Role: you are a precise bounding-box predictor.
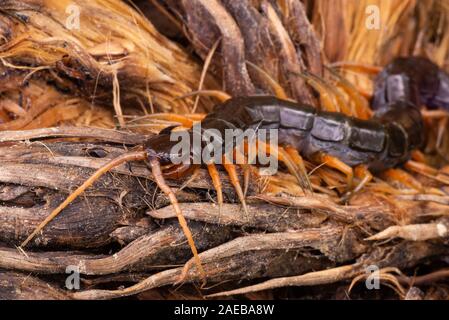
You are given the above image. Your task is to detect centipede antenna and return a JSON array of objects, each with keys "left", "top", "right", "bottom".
[
  {"left": 149, "top": 158, "right": 206, "bottom": 282},
  {"left": 20, "top": 151, "right": 148, "bottom": 248}
]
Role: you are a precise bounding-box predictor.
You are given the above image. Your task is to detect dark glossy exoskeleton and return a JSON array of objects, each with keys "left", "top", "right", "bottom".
[
  {"left": 372, "top": 57, "right": 449, "bottom": 111},
  {"left": 145, "top": 57, "right": 449, "bottom": 173}
]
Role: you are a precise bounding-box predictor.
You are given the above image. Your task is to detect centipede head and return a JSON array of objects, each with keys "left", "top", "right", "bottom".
[{"left": 144, "top": 129, "right": 197, "bottom": 179}]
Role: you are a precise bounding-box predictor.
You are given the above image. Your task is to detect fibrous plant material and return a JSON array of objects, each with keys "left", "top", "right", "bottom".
[
  {"left": 161, "top": 0, "right": 322, "bottom": 103},
  {"left": 0, "top": 0, "right": 449, "bottom": 301},
  {"left": 312, "top": 0, "right": 449, "bottom": 91},
  {"left": 0, "top": 0, "right": 219, "bottom": 128}
]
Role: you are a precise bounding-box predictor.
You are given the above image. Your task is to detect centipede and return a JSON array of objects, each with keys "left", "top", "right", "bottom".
[{"left": 20, "top": 56, "right": 449, "bottom": 282}]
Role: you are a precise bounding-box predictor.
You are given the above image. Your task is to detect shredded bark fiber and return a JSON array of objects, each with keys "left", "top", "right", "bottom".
[{"left": 0, "top": 0, "right": 449, "bottom": 300}]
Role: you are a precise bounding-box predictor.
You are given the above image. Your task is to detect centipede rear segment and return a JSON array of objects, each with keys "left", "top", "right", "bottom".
[{"left": 0, "top": 0, "right": 449, "bottom": 302}]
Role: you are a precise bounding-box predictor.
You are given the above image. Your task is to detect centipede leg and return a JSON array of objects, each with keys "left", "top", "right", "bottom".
[
  {"left": 354, "top": 165, "right": 373, "bottom": 192},
  {"left": 405, "top": 160, "right": 449, "bottom": 186},
  {"left": 254, "top": 140, "right": 310, "bottom": 192},
  {"left": 222, "top": 156, "right": 249, "bottom": 216},
  {"left": 20, "top": 151, "right": 148, "bottom": 248},
  {"left": 340, "top": 165, "right": 373, "bottom": 203},
  {"left": 296, "top": 72, "right": 338, "bottom": 112},
  {"left": 234, "top": 145, "right": 251, "bottom": 197},
  {"left": 327, "top": 68, "right": 372, "bottom": 119},
  {"left": 176, "top": 90, "right": 231, "bottom": 103},
  {"left": 314, "top": 152, "right": 354, "bottom": 190},
  {"left": 142, "top": 113, "right": 198, "bottom": 128},
  {"left": 411, "top": 150, "right": 427, "bottom": 163},
  {"left": 382, "top": 168, "right": 423, "bottom": 191},
  {"left": 436, "top": 116, "right": 449, "bottom": 157},
  {"left": 284, "top": 146, "right": 313, "bottom": 192},
  {"left": 207, "top": 163, "right": 224, "bottom": 211},
  {"left": 277, "top": 147, "right": 308, "bottom": 191},
  {"left": 405, "top": 160, "right": 438, "bottom": 176},
  {"left": 149, "top": 158, "right": 206, "bottom": 282},
  {"left": 241, "top": 164, "right": 251, "bottom": 197},
  {"left": 306, "top": 72, "right": 352, "bottom": 116}
]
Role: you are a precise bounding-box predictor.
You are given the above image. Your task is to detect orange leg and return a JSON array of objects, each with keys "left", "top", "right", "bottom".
[
  {"left": 284, "top": 146, "right": 313, "bottom": 192},
  {"left": 187, "top": 113, "right": 207, "bottom": 121},
  {"left": 306, "top": 72, "right": 353, "bottom": 116},
  {"left": 422, "top": 109, "right": 449, "bottom": 119},
  {"left": 411, "top": 150, "right": 427, "bottom": 163},
  {"left": 314, "top": 152, "right": 354, "bottom": 190},
  {"left": 233, "top": 145, "right": 252, "bottom": 197},
  {"left": 297, "top": 73, "right": 338, "bottom": 112},
  {"left": 405, "top": 160, "right": 449, "bottom": 186},
  {"left": 354, "top": 165, "right": 373, "bottom": 192},
  {"left": 207, "top": 163, "right": 224, "bottom": 210},
  {"left": 21, "top": 151, "right": 148, "bottom": 248},
  {"left": 222, "top": 156, "right": 249, "bottom": 216},
  {"left": 0, "top": 108, "right": 9, "bottom": 122},
  {"left": 141, "top": 113, "right": 197, "bottom": 128},
  {"left": 436, "top": 116, "right": 448, "bottom": 154},
  {"left": 129, "top": 113, "right": 206, "bottom": 124},
  {"left": 150, "top": 159, "right": 206, "bottom": 283},
  {"left": 176, "top": 90, "right": 231, "bottom": 103},
  {"left": 327, "top": 68, "right": 372, "bottom": 120},
  {"left": 20, "top": 151, "right": 206, "bottom": 283},
  {"left": 340, "top": 165, "right": 373, "bottom": 202},
  {"left": 327, "top": 83, "right": 352, "bottom": 116},
  {"left": 316, "top": 166, "right": 346, "bottom": 189},
  {"left": 241, "top": 164, "right": 251, "bottom": 197},
  {"left": 254, "top": 140, "right": 311, "bottom": 192},
  {"left": 382, "top": 168, "right": 423, "bottom": 191},
  {"left": 369, "top": 180, "right": 408, "bottom": 195},
  {"left": 1, "top": 98, "right": 27, "bottom": 117},
  {"left": 405, "top": 160, "right": 438, "bottom": 176}
]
